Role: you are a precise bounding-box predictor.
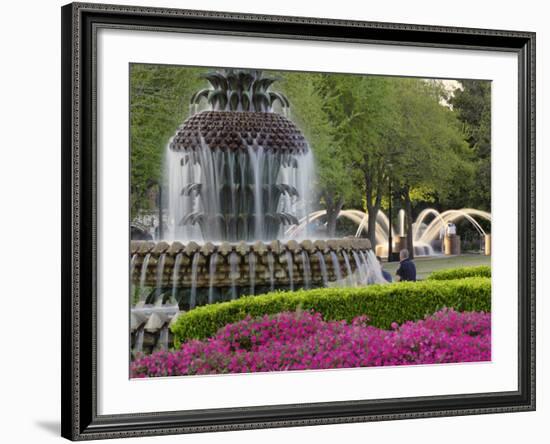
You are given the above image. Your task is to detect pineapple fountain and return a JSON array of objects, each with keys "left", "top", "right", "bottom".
[{"left": 130, "top": 70, "right": 383, "bottom": 354}]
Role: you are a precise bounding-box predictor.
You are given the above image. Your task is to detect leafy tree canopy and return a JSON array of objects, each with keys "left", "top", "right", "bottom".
[{"left": 130, "top": 64, "right": 204, "bottom": 217}]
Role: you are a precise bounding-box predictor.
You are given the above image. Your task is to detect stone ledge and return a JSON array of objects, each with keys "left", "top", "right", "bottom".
[
  {"left": 130, "top": 238, "right": 372, "bottom": 289},
  {"left": 131, "top": 238, "right": 371, "bottom": 255}
]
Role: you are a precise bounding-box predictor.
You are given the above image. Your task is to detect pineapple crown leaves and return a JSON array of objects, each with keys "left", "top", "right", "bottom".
[{"left": 190, "top": 69, "right": 290, "bottom": 113}]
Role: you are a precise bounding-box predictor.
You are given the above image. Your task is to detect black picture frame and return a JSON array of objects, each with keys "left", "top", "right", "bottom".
[{"left": 61, "top": 2, "right": 536, "bottom": 440}]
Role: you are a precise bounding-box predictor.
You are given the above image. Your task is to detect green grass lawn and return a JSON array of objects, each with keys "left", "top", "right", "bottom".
[{"left": 382, "top": 254, "right": 491, "bottom": 281}]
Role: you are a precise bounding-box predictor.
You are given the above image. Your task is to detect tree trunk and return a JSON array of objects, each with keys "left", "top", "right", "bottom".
[
  {"left": 364, "top": 163, "right": 384, "bottom": 248},
  {"left": 366, "top": 207, "right": 378, "bottom": 247},
  {"left": 325, "top": 193, "right": 344, "bottom": 238},
  {"left": 403, "top": 185, "right": 414, "bottom": 259}
]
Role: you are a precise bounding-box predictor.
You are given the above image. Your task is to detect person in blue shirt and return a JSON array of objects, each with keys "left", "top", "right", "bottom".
[
  {"left": 395, "top": 249, "right": 416, "bottom": 282},
  {"left": 376, "top": 256, "right": 393, "bottom": 283}
]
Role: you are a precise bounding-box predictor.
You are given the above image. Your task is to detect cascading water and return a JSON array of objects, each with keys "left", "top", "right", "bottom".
[
  {"left": 157, "top": 324, "right": 170, "bottom": 351},
  {"left": 248, "top": 145, "right": 265, "bottom": 241},
  {"left": 359, "top": 251, "right": 370, "bottom": 284},
  {"left": 133, "top": 328, "right": 144, "bottom": 354},
  {"left": 248, "top": 252, "right": 256, "bottom": 295},
  {"left": 267, "top": 252, "right": 275, "bottom": 291},
  {"left": 341, "top": 251, "right": 354, "bottom": 286},
  {"left": 189, "top": 252, "right": 201, "bottom": 309},
  {"left": 138, "top": 253, "right": 151, "bottom": 303},
  {"left": 285, "top": 250, "right": 294, "bottom": 291},
  {"left": 301, "top": 250, "right": 311, "bottom": 289},
  {"left": 154, "top": 253, "right": 166, "bottom": 304},
  {"left": 229, "top": 251, "right": 239, "bottom": 299},
  {"left": 352, "top": 251, "right": 366, "bottom": 285},
  {"left": 208, "top": 252, "right": 218, "bottom": 304},
  {"left": 365, "top": 250, "right": 387, "bottom": 284},
  {"left": 167, "top": 143, "right": 314, "bottom": 243},
  {"left": 316, "top": 251, "right": 329, "bottom": 287},
  {"left": 171, "top": 253, "right": 183, "bottom": 304},
  {"left": 330, "top": 251, "right": 342, "bottom": 282},
  {"left": 130, "top": 253, "right": 137, "bottom": 302}
]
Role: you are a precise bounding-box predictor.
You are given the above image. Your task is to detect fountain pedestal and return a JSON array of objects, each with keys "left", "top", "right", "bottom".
[
  {"left": 484, "top": 234, "right": 491, "bottom": 256},
  {"left": 444, "top": 234, "right": 461, "bottom": 255}
]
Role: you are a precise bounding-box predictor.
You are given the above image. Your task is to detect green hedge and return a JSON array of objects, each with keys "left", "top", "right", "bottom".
[
  {"left": 171, "top": 277, "right": 491, "bottom": 346},
  {"left": 427, "top": 265, "right": 491, "bottom": 281}
]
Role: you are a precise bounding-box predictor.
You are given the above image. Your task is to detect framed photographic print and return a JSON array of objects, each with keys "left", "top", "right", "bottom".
[{"left": 61, "top": 2, "right": 536, "bottom": 440}]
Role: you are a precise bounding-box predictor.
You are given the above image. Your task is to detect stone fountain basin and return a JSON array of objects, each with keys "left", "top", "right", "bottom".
[{"left": 130, "top": 238, "right": 372, "bottom": 288}]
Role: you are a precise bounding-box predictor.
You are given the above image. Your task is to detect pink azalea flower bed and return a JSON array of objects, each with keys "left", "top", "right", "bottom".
[{"left": 131, "top": 308, "right": 491, "bottom": 378}]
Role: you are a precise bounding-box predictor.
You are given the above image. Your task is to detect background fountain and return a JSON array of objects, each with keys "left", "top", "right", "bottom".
[
  {"left": 289, "top": 207, "right": 491, "bottom": 258},
  {"left": 130, "top": 69, "right": 383, "bottom": 354}
]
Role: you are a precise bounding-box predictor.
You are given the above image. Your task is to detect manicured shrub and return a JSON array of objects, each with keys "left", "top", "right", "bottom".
[
  {"left": 171, "top": 277, "right": 491, "bottom": 345},
  {"left": 427, "top": 265, "right": 491, "bottom": 281},
  {"left": 133, "top": 309, "right": 490, "bottom": 377}
]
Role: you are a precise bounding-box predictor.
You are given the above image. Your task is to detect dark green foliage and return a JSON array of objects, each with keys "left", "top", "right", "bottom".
[
  {"left": 171, "top": 277, "right": 491, "bottom": 345},
  {"left": 448, "top": 80, "right": 491, "bottom": 211},
  {"left": 427, "top": 265, "right": 491, "bottom": 281}
]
